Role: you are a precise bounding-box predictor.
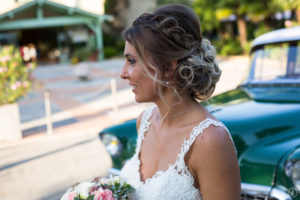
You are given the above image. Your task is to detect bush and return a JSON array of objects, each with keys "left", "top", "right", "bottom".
[
  {"left": 71, "top": 48, "right": 93, "bottom": 63},
  {"left": 103, "top": 33, "right": 124, "bottom": 58},
  {"left": 214, "top": 38, "right": 243, "bottom": 56},
  {"left": 254, "top": 24, "right": 272, "bottom": 38},
  {"left": 104, "top": 46, "right": 119, "bottom": 58},
  {"left": 0, "top": 45, "right": 36, "bottom": 105}
]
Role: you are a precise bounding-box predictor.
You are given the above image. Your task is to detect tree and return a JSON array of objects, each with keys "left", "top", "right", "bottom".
[
  {"left": 193, "top": 0, "right": 219, "bottom": 33},
  {"left": 193, "top": 0, "right": 250, "bottom": 52},
  {"left": 275, "top": 0, "right": 300, "bottom": 23},
  {"left": 193, "top": 0, "right": 296, "bottom": 53},
  {"left": 215, "top": 0, "right": 255, "bottom": 53},
  {"left": 156, "top": 0, "right": 192, "bottom": 7}
]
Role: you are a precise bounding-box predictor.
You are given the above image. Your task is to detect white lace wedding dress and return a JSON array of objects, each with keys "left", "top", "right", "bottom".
[{"left": 120, "top": 106, "right": 232, "bottom": 200}]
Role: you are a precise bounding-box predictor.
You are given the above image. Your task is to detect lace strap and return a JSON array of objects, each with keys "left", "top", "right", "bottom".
[
  {"left": 174, "top": 118, "right": 233, "bottom": 171},
  {"left": 135, "top": 106, "right": 155, "bottom": 153}
]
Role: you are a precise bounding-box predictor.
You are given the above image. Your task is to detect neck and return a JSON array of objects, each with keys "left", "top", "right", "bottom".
[{"left": 154, "top": 92, "right": 200, "bottom": 125}]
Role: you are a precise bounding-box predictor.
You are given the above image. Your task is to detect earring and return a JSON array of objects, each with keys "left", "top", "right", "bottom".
[{"left": 165, "top": 75, "right": 169, "bottom": 86}]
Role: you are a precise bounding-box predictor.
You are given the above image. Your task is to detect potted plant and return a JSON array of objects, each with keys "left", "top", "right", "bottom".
[{"left": 0, "top": 45, "right": 36, "bottom": 141}]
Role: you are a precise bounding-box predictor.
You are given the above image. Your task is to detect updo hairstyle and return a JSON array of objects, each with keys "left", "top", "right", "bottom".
[{"left": 123, "top": 4, "right": 221, "bottom": 101}]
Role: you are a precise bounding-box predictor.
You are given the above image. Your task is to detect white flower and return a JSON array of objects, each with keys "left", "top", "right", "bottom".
[
  {"left": 100, "top": 177, "right": 111, "bottom": 185},
  {"left": 74, "top": 181, "right": 93, "bottom": 199},
  {"left": 112, "top": 176, "right": 125, "bottom": 186},
  {"left": 113, "top": 176, "right": 120, "bottom": 183}
]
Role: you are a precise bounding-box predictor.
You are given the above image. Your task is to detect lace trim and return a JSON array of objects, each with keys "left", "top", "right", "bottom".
[
  {"left": 135, "top": 106, "right": 155, "bottom": 157},
  {"left": 134, "top": 106, "right": 236, "bottom": 186}
]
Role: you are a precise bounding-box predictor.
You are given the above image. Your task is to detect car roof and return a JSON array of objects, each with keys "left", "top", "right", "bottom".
[{"left": 252, "top": 26, "right": 300, "bottom": 48}]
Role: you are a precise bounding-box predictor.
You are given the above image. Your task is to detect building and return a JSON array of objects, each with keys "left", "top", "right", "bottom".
[
  {"left": 0, "top": 0, "right": 105, "bottom": 15},
  {"left": 0, "top": 0, "right": 108, "bottom": 62}
]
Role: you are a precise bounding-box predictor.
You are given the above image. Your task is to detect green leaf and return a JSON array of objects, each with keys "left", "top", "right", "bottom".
[{"left": 87, "top": 195, "right": 94, "bottom": 200}]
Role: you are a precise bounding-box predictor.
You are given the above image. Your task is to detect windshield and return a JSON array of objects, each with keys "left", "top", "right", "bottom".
[{"left": 247, "top": 42, "right": 300, "bottom": 84}]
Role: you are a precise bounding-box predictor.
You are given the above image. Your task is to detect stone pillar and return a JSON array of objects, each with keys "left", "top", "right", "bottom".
[{"left": 0, "top": 103, "right": 22, "bottom": 141}]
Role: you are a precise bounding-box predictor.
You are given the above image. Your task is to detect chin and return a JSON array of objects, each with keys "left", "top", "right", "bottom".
[
  {"left": 134, "top": 94, "right": 150, "bottom": 103},
  {"left": 135, "top": 94, "right": 157, "bottom": 103},
  {"left": 135, "top": 97, "right": 146, "bottom": 103}
]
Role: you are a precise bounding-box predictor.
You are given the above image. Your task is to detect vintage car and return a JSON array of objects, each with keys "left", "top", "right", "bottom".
[{"left": 99, "top": 26, "right": 300, "bottom": 200}]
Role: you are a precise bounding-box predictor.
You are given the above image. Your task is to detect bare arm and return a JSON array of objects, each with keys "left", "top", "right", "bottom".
[{"left": 192, "top": 126, "right": 241, "bottom": 200}]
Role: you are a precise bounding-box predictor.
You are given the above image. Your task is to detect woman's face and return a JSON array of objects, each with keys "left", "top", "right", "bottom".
[{"left": 120, "top": 41, "right": 157, "bottom": 103}]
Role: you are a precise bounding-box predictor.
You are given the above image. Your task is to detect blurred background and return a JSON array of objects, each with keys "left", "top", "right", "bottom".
[{"left": 0, "top": 0, "right": 299, "bottom": 199}]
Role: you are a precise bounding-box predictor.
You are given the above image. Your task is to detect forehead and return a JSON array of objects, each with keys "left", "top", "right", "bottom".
[{"left": 124, "top": 41, "right": 137, "bottom": 56}]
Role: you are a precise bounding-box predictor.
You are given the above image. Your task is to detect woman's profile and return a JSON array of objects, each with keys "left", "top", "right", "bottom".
[{"left": 119, "top": 4, "right": 240, "bottom": 200}]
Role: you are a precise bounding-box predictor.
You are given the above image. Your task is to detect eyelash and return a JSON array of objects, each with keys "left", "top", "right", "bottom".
[{"left": 128, "top": 58, "right": 136, "bottom": 64}]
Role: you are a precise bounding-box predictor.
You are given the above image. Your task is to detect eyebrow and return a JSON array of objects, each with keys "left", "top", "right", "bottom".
[{"left": 124, "top": 53, "right": 136, "bottom": 58}]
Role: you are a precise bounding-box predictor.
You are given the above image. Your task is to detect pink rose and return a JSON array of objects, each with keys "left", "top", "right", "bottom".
[
  {"left": 68, "top": 191, "right": 77, "bottom": 200},
  {"left": 94, "top": 189, "right": 114, "bottom": 200}
]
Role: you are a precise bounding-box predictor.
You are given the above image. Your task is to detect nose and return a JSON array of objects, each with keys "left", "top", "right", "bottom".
[{"left": 120, "top": 62, "right": 128, "bottom": 80}]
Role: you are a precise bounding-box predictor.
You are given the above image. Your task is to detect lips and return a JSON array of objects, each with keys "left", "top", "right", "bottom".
[{"left": 129, "top": 83, "right": 137, "bottom": 93}]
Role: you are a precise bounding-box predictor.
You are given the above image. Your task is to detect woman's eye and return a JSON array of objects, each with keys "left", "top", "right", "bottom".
[{"left": 128, "top": 58, "right": 136, "bottom": 64}]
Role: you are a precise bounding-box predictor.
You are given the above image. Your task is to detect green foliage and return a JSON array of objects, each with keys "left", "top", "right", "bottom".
[
  {"left": 86, "top": 195, "right": 94, "bottom": 200},
  {"left": 74, "top": 197, "right": 85, "bottom": 200},
  {"left": 193, "top": 0, "right": 295, "bottom": 53},
  {"left": 193, "top": 0, "right": 219, "bottom": 32},
  {"left": 254, "top": 24, "right": 273, "bottom": 38},
  {"left": 104, "top": 0, "right": 117, "bottom": 14},
  {"left": 71, "top": 48, "right": 94, "bottom": 63},
  {"left": 109, "top": 181, "right": 135, "bottom": 200},
  {"left": 0, "top": 45, "right": 36, "bottom": 105},
  {"left": 156, "top": 0, "right": 192, "bottom": 6},
  {"left": 214, "top": 38, "right": 243, "bottom": 56},
  {"left": 273, "top": 0, "right": 300, "bottom": 10},
  {"left": 104, "top": 47, "right": 119, "bottom": 58},
  {"left": 103, "top": 32, "right": 124, "bottom": 59}
]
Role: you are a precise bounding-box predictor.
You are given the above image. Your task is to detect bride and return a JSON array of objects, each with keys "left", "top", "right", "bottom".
[{"left": 119, "top": 4, "right": 240, "bottom": 200}]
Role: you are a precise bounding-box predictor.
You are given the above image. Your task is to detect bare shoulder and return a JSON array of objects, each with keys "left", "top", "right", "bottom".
[
  {"left": 190, "top": 124, "right": 241, "bottom": 199},
  {"left": 191, "top": 124, "right": 237, "bottom": 169},
  {"left": 194, "top": 124, "right": 235, "bottom": 155}
]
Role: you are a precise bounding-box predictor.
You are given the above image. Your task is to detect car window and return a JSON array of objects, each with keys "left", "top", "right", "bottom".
[
  {"left": 295, "top": 42, "right": 300, "bottom": 74},
  {"left": 253, "top": 43, "right": 288, "bottom": 81},
  {"left": 251, "top": 42, "right": 300, "bottom": 82}
]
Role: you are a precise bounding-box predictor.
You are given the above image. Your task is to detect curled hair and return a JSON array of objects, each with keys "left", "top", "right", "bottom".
[{"left": 123, "top": 4, "right": 221, "bottom": 103}]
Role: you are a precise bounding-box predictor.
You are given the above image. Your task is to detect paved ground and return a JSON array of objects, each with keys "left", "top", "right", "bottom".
[{"left": 0, "top": 56, "right": 249, "bottom": 200}]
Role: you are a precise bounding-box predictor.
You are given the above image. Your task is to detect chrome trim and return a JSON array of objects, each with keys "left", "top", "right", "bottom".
[
  {"left": 241, "top": 183, "right": 271, "bottom": 196},
  {"left": 270, "top": 188, "right": 292, "bottom": 200},
  {"left": 108, "top": 168, "right": 121, "bottom": 176},
  {"left": 241, "top": 183, "right": 292, "bottom": 200}
]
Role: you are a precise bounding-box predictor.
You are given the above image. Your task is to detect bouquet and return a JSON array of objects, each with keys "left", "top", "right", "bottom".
[{"left": 61, "top": 175, "right": 134, "bottom": 200}]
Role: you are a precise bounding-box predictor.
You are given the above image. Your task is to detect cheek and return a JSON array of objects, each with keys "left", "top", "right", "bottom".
[
  {"left": 132, "top": 67, "right": 146, "bottom": 82},
  {"left": 142, "top": 78, "right": 158, "bottom": 95},
  {"left": 131, "top": 66, "right": 157, "bottom": 92}
]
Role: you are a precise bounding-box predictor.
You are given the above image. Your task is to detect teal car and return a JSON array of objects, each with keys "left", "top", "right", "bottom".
[{"left": 99, "top": 26, "right": 300, "bottom": 200}]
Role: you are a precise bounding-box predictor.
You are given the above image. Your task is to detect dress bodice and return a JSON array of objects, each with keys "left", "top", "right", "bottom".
[{"left": 120, "top": 106, "right": 233, "bottom": 200}]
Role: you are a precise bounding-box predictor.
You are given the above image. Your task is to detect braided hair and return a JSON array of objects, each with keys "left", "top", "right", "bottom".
[{"left": 123, "top": 4, "right": 221, "bottom": 101}]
